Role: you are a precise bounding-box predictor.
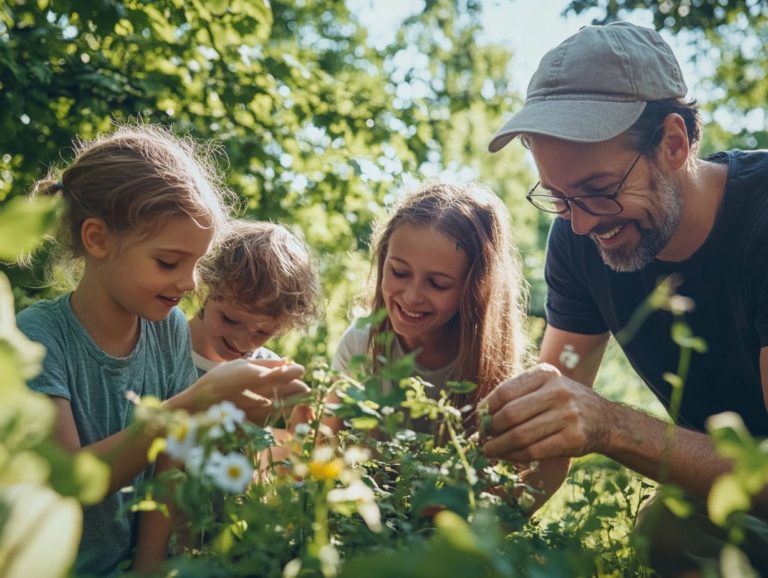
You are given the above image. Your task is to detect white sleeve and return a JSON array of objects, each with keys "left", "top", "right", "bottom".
[{"left": 330, "top": 322, "right": 370, "bottom": 373}]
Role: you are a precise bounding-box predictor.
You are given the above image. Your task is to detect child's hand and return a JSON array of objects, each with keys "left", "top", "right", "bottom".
[
  {"left": 287, "top": 404, "right": 315, "bottom": 433},
  {"left": 176, "top": 359, "right": 309, "bottom": 425}
]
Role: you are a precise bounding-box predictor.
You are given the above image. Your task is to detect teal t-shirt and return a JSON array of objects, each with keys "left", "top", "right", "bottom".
[{"left": 17, "top": 293, "right": 198, "bottom": 576}]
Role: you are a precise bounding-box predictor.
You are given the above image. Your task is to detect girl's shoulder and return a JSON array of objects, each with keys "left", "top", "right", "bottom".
[
  {"left": 16, "top": 293, "right": 74, "bottom": 334},
  {"left": 339, "top": 320, "right": 371, "bottom": 346},
  {"left": 331, "top": 320, "right": 371, "bottom": 372}
]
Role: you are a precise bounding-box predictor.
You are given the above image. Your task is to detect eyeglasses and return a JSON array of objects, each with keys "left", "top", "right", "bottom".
[{"left": 526, "top": 152, "right": 643, "bottom": 216}]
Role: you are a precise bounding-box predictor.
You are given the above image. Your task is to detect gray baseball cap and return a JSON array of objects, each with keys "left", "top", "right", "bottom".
[{"left": 488, "top": 21, "right": 687, "bottom": 152}]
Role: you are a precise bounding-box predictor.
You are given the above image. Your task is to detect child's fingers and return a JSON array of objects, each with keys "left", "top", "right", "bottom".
[
  {"left": 251, "top": 360, "right": 305, "bottom": 380},
  {"left": 288, "top": 404, "right": 315, "bottom": 431},
  {"left": 249, "top": 358, "right": 289, "bottom": 369}
]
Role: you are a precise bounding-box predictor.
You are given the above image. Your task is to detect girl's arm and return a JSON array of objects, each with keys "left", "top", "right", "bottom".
[
  {"left": 50, "top": 359, "right": 309, "bottom": 494},
  {"left": 131, "top": 453, "right": 176, "bottom": 574}
]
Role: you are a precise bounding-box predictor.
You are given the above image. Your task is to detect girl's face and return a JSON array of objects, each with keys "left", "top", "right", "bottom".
[
  {"left": 197, "top": 298, "right": 281, "bottom": 361},
  {"left": 381, "top": 223, "right": 469, "bottom": 351},
  {"left": 99, "top": 215, "right": 214, "bottom": 322}
]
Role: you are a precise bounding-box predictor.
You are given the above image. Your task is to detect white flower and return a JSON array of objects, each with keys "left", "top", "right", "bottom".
[
  {"left": 294, "top": 423, "right": 311, "bottom": 437},
  {"left": 205, "top": 401, "right": 245, "bottom": 433},
  {"left": 204, "top": 450, "right": 225, "bottom": 478},
  {"left": 206, "top": 424, "right": 225, "bottom": 440},
  {"left": 208, "top": 452, "right": 254, "bottom": 493},
  {"left": 327, "top": 478, "right": 381, "bottom": 532},
  {"left": 343, "top": 447, "right": 370, "bottom": 466},
  {"left": 165, "top": 419, "right": 198, "bottom": 461},
  {"left": 184, "top": 447, "right": 205, "bottom": 476},
  {"left": 311, "top": 446, "right": 335, "bottom": 463},
  {"left": 558, "top": 344, "right": 580, "bottom": 370}
]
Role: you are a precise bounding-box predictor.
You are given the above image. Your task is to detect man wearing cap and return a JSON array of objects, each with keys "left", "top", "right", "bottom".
[{"left": 482, "top": 21, "right": 768, "bottom": 574}]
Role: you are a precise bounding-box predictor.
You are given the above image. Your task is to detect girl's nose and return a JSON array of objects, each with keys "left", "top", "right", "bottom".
[
  {"left": 402, "top": 282, "right": 423, "bottom": 305},
  {"left": 177, "top": 267, "right": 197, "bottom": 293}
]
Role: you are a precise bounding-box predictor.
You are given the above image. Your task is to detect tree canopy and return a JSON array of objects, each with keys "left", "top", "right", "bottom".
[{"left": 1, "top": 0, "right": 546, "bottom": 358}]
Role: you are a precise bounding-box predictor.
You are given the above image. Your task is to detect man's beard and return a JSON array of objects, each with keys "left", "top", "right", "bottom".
[{"left": 592, "top": 168, "right": 684, "bottom": 273}]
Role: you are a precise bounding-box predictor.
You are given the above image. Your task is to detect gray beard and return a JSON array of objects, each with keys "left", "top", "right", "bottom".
[{"left": 594, "top": 169, "right": 684, "bottom": 273}]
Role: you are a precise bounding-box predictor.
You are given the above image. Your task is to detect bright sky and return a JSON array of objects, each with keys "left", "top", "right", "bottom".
[{"left": 349, "top": 0, "right": 708, "bottom": 101}]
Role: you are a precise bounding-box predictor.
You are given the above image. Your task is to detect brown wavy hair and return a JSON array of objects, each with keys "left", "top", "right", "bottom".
[
  {"left": 367, "top": 182, "right": 529, "bottom": 406},
  {"left": 200, "top": 220, "right": 322, "bottom": 330},
  {"left": 32, "top": 123, "right": 230, "bottom": 270}
]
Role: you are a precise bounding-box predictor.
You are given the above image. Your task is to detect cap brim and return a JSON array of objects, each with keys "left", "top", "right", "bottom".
[{"left": 488, "top": 100, "right": 647, "bottom": 153}]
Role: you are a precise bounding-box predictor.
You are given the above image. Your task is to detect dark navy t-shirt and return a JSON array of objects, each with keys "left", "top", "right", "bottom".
[{"left": 545, "top": 150, "right": 768, "bottom": 435}]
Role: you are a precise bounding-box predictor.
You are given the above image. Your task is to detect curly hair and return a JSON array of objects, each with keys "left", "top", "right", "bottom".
[{"left": 200, "top": 220, "right": 322, "bottom": 330}]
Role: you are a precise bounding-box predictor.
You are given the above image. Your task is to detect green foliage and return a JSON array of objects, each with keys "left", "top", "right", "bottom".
[
  {"left": 0, "top": 196, "right": 108, "bottom": 577},
  {"left": 706, "top": 412, "right": 768, "bottom": 527},
  {"left": 129, "top": 350, "right": 658, "bottom": 577},
  {"left": 0, "top": 0, "right": 542, "bottom": 356}
]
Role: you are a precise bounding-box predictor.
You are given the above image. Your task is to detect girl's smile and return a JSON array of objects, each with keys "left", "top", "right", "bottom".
[
  {"left": 191, "top": 298, "right": 281, "bottom": 362},
  {"left": 381, "top": 224, "right": 468, "bottom": 363}
]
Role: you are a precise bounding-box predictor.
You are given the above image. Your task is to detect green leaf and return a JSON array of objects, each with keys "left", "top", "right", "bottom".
[
  {"left": 0, "top": 484, "right": 82, "bottom": 578},
  {"left": 0, "top": 196, "right": 59, "bottom": 261},
  {"left": 446, "top": 381, "right": 477, "bottom": 394},
  {"left": 69, "top": 451, "right": 110, "bottom": 505},
  {"left": 349, "top": 416, "right": 379, "bottom": 430},
  {"left": 708, "top": 473, "right": 751, "bottom": 526},
  {"left": 662, "top": 372, "right": 683, "bottom": 390},
  {"left": 434, "top": 510, "right": 478, "bottom": 551}
]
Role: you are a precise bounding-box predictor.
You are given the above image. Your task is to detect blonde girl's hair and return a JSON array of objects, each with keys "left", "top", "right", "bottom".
[
  {"left": 32, "top": 123, "right": 230, "bottom": 263},
  {"left": 368, "top": 182, "right": 529, "bottom": 407},
  {"left": 200, "top": 220, "right": 322, "bottom": 331}
]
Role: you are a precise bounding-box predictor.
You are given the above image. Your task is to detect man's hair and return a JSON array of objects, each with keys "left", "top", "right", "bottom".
[
  {"left": 627, "top": 98, "right": 702, "bottom": 156},
  {"left": 200, "top": 220, "right": 322, "bottom": 331}
]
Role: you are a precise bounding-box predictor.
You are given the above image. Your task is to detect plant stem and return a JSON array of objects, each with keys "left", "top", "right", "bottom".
[{"left": 445, "top": 418, "right": 476, "bottom": 511}]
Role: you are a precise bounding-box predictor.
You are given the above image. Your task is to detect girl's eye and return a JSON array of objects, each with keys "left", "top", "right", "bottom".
[
  {"left": 430, "top": 280, "right": 451, "bottom": 290},
  {"left": 390, "top": 267, "right": 408, "bottom": 278},
  {"left": 221, "top": 314, "right": 238, "bottom": 325},
  {"left": 156, "top": 259, "right": 178, "bottom": 270}
]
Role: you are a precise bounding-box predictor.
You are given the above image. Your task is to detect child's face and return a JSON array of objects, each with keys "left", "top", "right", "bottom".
[
  {"left": 381, "top": 223, "right": 469, "bottom": 350},
  {"left": 200, "top": 298, "right": 282, "bottom": 361},
  {"left": 99, "top": 215, "right": 213, "bottom": 321}
]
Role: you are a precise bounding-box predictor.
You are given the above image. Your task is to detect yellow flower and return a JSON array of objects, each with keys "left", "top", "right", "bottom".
[{"left": 308, "top": 458, "right": 344, "bottom": 481}]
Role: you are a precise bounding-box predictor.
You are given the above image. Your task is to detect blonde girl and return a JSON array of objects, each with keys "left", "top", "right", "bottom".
[{"left": 16, "top": 125, "right": 307, "bottom": 575}]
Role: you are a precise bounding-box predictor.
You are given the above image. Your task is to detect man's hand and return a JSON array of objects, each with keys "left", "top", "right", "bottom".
[{"left": 482, "top": 363, "right": 613, "bottom": 462}]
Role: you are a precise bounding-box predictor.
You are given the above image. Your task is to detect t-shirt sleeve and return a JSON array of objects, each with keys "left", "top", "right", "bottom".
[
  {"left": 168, "top": 308, "right": 198, "bottom": 397},
  {"left": 750, "top": 218, "right": 768, "bottom": 347},
  {"left": 331, "top": 323, "right": 369, "bottom": 373},
  {"left": 544, "top": 218, "right": 609, "bottom": 335},
  {"left": 16, "top": 305, "right": 71, "bottom": 400}
]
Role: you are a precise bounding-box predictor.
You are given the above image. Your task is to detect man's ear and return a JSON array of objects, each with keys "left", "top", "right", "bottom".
[
  {"left": 658, "top": 113, "right": 690, "bottom": 172},
  {"left": 80, "top": 218, "right": 112, "bottom": 259}
]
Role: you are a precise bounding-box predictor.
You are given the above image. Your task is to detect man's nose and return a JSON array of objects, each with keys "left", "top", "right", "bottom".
[{"left": 567, "top": 203, "right": 602, "bottom": 236}]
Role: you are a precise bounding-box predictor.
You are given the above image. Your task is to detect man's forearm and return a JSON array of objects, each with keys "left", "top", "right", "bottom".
[{"left": 602, "top": 403, "right": 767, "bottom": 514}]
